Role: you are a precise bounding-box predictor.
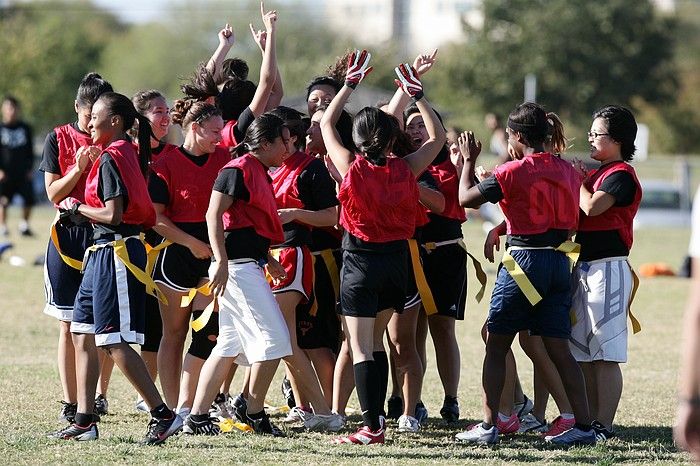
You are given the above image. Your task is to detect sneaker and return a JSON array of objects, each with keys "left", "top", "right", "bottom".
[
  {"left": 284, "top": 405, "right": 311, "bottom": 424},
  {"left": 247, "top": 412, "right": 285, "bottom": 437},
  {"left": 49, "top": 422, "right": 99, "bottom": 441},
  {"left": 440, "top": 396, "right": 459, "bottom": 424},
  {"left": 414, "top": 401, "right": 428, "bottom": 424},
  {"left": 332, "top": 417, "right": 385, "bottom": 445},
  {"left": 94, "top": 395, "right": 109, "bottom": 416},
  {"left": 231, "top": 394, "right": 247, "bottom": 423},
  {"left": 545, "top": 426, "right": 596, "bottom": 446},
  {"left": 496, "top": 413, "right": 520, "bottom": 435},
  {"left": 59, "top": 401, "right": 77, "bottom": 423},
  {"left": 19, "top": 227, "right": 34, "bottom": 237},
  {"left": 387, "top": 395, "right": 403, "bottom": 420},
  {"left": 397, "top": 414, "right": 420, "bottom": 433},
  {"left": 302, "top": 412, "right": 345, "bottom": 432},
  {"left": 183, "top": 415, "right": 221, "bottom": 435},
  {"left": 210, "top": 393, "right": 233, "bottom": 419},
  {"left": 543, "top": 415, "right": 576, "bottom": 438},
  {"left": 514, "top": 395, "right": 534, "bottom": 420},
  {"left": 281, "top": 376, "right": 296, "bottom": 409},
  {"left": 176, "top": 407, "right": 191, "bottom": 419},
  {"left": 135, "top": 398, "right": 149, "bottom": 413},
  {"left": 455, "top": 423, "right": 498, "bottom": 444},
  {"left": 518, "top": 413, "right": 548, "bottom": 433},
  {"left": 592, "top": 420, "right": 616, "bottom": 441},
  {"left": 143, "top": 413, "right": 183, "bottom": 445}
]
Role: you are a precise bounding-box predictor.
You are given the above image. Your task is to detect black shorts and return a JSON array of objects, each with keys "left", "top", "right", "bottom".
[
  {"left": 0, "top": 177, "right": 35, "bottom": 206},
  {"left": 422, "top": 242, "right": 467, "bottom": 319},
  {"left": 140, "top": 293, "right": 162, "bottom": 353},
  {"left": 297, "top": 249, "right": 342, "bottom": 352},
  {"left": 404, "top": 251, "right": 420, "bottom": 309},
  {"left": 339, "top": 247, "right": 408, "bottom": 318},
  {"left": 152, "top": 242, "right": 210, "bottom": 291}
]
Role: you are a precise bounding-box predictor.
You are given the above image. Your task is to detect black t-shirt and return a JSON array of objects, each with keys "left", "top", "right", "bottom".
[
  {"left": 212, "top": 167, "right": 270, "bottom": 261},
  {"left": 478, "top": 175, "right": 569, "bottom": 247},
  {"left": 576, "top": 167, "right": 638, "bottom": 261},
  {"left": 92, "top": 153, "right": 140, "bottom": 238},
  {"left": 39, "top": 122, "right": 86, "bottom": 175},
  {"left": 277, "top": 158, "right": 339, "bottom": 248},
  {"left": 0, "top": 121, "right": 34, "bottom": 175}
]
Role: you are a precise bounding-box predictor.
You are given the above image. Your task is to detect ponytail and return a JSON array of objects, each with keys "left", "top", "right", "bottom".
[
  {"left": 546, "top": 112, "right": 567, "bottom": 154},
  {"left": 135, "top": 114, "right": 152, "bottom": 177}
]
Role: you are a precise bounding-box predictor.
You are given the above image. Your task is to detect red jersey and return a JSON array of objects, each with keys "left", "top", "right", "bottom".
[
  {"left": 219, "top": 120, "right": 238, "bottom": 148},
  {"left": 221, "top": 154, "right": 284, "bottom": 244},
  {"left": 493, "top": 152, "right": 581, "bottom": 235},
  {"left": 577, "top": 162, "right": 641, "bottom": 250},
  {"left": 151, "top": 146, "right": 231, "bottom": 223},
  {"left": 271, "top": 150, "right": 315, "bottom": 210},
  {"left": 84, "top": 140, "right": 156, "bottom": 230},
  {"left": 150, "top": 142, "right": 178, "bottom": 165},
  {"left": 428, "top": 158, "right": 467, "bottom": 222},
  {"left": 54, "top": 124, "right": 95, "bottom": 203},
  {"left": 338, "top": 156, "right": 419, "bottom": 242}
]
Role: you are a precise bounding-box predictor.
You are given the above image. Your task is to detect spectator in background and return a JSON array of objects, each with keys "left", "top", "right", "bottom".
[
  {"left": 484, "top": 112, "right": 509, "bottom": 165},
  {"left": 0, "top": 95, "right": 35, "bottom": 237}
]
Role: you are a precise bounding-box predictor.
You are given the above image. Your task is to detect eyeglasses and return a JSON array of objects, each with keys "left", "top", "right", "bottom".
[{"left": 587, "top": 131, "right": 609, "bottom": 139}]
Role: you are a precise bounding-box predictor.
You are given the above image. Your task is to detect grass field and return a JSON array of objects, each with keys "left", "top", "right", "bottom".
[{"left": 0, "top": 205, "right": 695, "bottom": 464}]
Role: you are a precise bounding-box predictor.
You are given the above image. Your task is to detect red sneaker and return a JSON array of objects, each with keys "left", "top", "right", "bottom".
[
  {"left": 543, "top": 415, "right": 575, "bottom": 438},
  {"left": 496, "top": 413, "right": 520, "bottom": 434},
  {"left": 332, "top": 417, "right": 385, "bottom": 445}
]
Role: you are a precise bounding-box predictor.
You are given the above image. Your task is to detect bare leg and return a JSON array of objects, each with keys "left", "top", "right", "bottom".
[
  {"left": 306, "top": 348, "right": 336, "bottom": 407},
  {"left": 592, "top": 361, "right": 622, "bottom": 430},
  {"left": 156, "top": 284, "right": 192, "bottom": 407},
  {"left": 332, "top": 338, "right": 354, "bottom": 415},
  {"left": 104, "top": 342, "right": 165, "bottom": 410},
  {"left": 247, "top": 359, "right": 281, "bottom": 414},
  {"left": 542, "top": 337, "right": 591, "bottom": 425},
  {"left": 482, "top": 332, "right": 517, "bottom": 425},
  {"left": 177, "top": 354, "right": 207, "bottom": 411},
  {"left": 190, "top": 355, "right": 235, "bottom": 415},
  {"left": 72, "top": 333, "right": 100, "bottom": 417},
  {"left": 141, "top": 350, "right": 158, "bottom": 381},
  {"left": 416, "top": 310, "right": 429, "bottom": 376},
  {"left": 58, "top": 321, "right": 77, "bottom": 403},
  {"left": 387, "top": 304, "right": 423, "bottom": 416},
  {"left": 97, "top": 351, "right": 114, "bottom": 399},
  {"left": 519, "top": 332, "right": 572, "bottom": 414},
  {"left": 427, "top": 314, "right": 460, "bottom": 398},
  {"left": 220, "top": 363, "right": 238, "bottom": 394},
  {"left": 580, "top": 362, "right": 597, "bottom": 419}
]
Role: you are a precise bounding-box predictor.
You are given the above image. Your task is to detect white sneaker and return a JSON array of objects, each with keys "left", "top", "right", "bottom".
[
  {"left": 135, "top": 398, "right": 149, "bottom": 413},
  {"left": 302, "top": 412, "right": 345, "bottom": 431},
  {"left": 455, "top": 423, "right": 499, "bottom": 444},
  {"left": 283, "top": 406, "right": 310, "bottom": 424},
  {"left": 397, "top": 414, "right": 420, "bottom": 433},
  {"left": 545, "top": 426, "right": 596, "bottom": 446},
  {"left": 518, "top": 413, "right": 548, "bottom": 433}
]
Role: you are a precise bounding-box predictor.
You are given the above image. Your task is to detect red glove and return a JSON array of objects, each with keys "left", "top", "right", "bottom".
[
  {"left": 394, "top": 63, "right": 424, "bottom": 100},
  {"left": 345, "top": 49, "right": 373, "bottom": 89}
]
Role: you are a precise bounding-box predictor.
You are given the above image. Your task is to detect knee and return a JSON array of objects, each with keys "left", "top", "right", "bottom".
[{"left": 187, "top": 312, "right": 217, "bottom": 360}]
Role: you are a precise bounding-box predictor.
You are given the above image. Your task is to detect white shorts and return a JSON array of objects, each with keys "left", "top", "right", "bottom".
[
  {"left": 210, "top": 260, "right": 292, "bottom": 365},
  {"left": 569, "top": 256, "right": 633, "bottom": 363}
]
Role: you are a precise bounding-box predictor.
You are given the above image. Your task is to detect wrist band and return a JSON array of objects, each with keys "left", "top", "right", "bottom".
[
  {"left": 345, "top": 80, "right": 358, "bottom": 89},
  {"left": 410, "top": 90, "right": 424, "bottom": 103}
]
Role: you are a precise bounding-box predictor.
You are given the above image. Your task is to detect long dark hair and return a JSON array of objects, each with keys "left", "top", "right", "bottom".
[
  {"left": 352, "top": 107, "right": 395, "bottom": 165},
  {"left": 97, "top": 92, "right": 153, "bottom": 178},
  {"left": 238, "top": 113, "right": 286, "bottom": 156},
  {"left": 76, "top": 72, "right": 113, "bottom": 109},
  {"left": 269, "top": 106, "right": 308, "bottom": 152},
  {"left": 181, "top": 63, "right": 218, "bottom": 101}
]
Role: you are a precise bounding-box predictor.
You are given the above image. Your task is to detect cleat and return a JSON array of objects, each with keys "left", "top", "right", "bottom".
[
  {"left": 210, "top": 393, "right": 233, "bottom": 419},
  {"left": 440, "top": 396, "right": 459, "bottom": 424},
  {"left": 514, "top": 395, "right": 534, "bottom": 420},
  {"left": 542, "top": 415, "right": 575, "bottom": 438},
  {"left": 247, "top": 411, "right": 285, "bottom": 437},
  {"left": 414, "top": 401, "right": 428, "bottom": 425},
  {"left": 545, "top": 426, "right": 597, "bottom": 446},
  {"left": 183, "top": 415, "right": 221, "bottom": 435},
  {"left": 591, "top": 420, "right": 616, "bottom": 441},
  {"left": 301, "top": 412, "right": 345, "bottom": 432},
  {"left": 397, "top": 414, "right": 420, "bottom": 433},
  {"left": 49, "top": 422, "right": 98, "bottom": 441},
  {"left": 281, "top": 377, "right": 295, "bottom": 409},
  {"left": 332, "top": 417, "right": 385, "bottom": 445},
  {"left": 59, "top": 401, "right": 77, "bottom": 423},
  {"left": 283, "top": 405, "right": 311, "bottom": 424},
  {"left": 143, "top": 412, "right": 183, "bottom": 445},
  {"left": 230, "top": 394, "right": 247, "bottom": 423},
  {"left": 94, "top": 394, "right": 109, "bottom": 416},
  {"left": 497, "top": 413, "right": 520, "bottom": 434},
  {"left": 386, "top": 395, "right": 403, "bottom": 420},
  {"left": 518, "top": 413, "right": 548, "bottom": 433},
  {"left": 455, "top": 423, "right": 498, "bottom": 444}
]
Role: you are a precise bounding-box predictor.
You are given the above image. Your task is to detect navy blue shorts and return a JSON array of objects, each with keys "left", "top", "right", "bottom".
[
  {"left": 43, "top": 222, "right": 93, "bottom": 321},
  {"left": 487, "top": 249, "right": 572, "bottom": 338},
  {"left": 71, "top": 236, "right": 147, "bottom": 346},
  {"left": 339, "top": 248, "right": 408, "bottom": 318}
]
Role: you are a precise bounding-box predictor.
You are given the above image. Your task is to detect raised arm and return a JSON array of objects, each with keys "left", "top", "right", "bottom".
[
  {"left": 206, "top": 24, "right": 234, "bottom": 85},
  {"left": 457, "top": 130, "right": 487, "bottom": 208},
  {"left": 320, "top": 49, "right": 373, "bottom": 178},
  {"left": 396, "top": 64, "right": 446, "bottom": 175},
  {"left": 248, "top": 1, "right": 278, "bottom": 117},
  {"left": 385, "top": 49, "right": 438, "bottom": 128}
]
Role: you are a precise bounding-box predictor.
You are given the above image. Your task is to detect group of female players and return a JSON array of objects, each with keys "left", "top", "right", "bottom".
[{"left": 39, "top": 1, "right": 641, "bottom": 448}]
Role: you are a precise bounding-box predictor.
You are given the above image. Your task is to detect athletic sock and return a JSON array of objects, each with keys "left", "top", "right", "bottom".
[
  {"left": 74, "top": 412, "right": 93, "bottom": 427},
  {"left": 373, "top": 351, "right": 389, "bottom": 415},
  {"left": 481, "top": 422, "right": 494, "bottom": 430},
  {"left": 354, "top": 360, "right": 381, "bottom": 430},
  {"left": 190, "top": 413, "right": 209, "bottom": 423},
  {"left": 150, "top": 403, "right": 173, "bottom": 420},
  {"left": 574, "top": 422, "right": 592, "bottom": 431},
  {"left": 560, "top": 412, "right": 575, "bottom": 420},
  {"left": 247, "top": 409, "right": 265, "bottom": 420}
]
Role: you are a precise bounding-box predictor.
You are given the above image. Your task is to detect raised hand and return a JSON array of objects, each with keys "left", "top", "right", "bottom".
[
  {"left": 394, "top": 63, "right": 423, "bottom": 99},
  {"left": 345, "top": 49, "right": 373, "bottom": 89},
  {"left": 413, "top": 49, "right": 438, "bottom": 77},
  {"left": 457, "top": 131, "right": 482, "bottom": 163},
  {"left": 218, "top": 23, "right": 234, "bottom": 48},
  {"left": 261, "top": 0, "right": 278, "bottom": 32},
  {"left": 249, "top": 23, "right": 267, "bottom": 52}
]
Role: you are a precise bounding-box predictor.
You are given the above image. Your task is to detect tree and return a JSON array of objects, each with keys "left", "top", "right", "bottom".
[
  {"left": 0, "top": 1, "right": 122, "bottom": 132},
  {"left": 439, "top": 0, "right": 677, "bottom": 129}
]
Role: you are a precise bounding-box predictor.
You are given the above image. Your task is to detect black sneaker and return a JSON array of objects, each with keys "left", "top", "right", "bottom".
[
  {"left": 143, "top": 412, "right": 183, "bottom": 445},
  {"left": 281, "top": 377, "right": 295, "bottom": 409},
  {"left": 19, "top": 227, "right": 34, "bottom": 237},
  {"left": 210, "top": 393, "right": 232, "bottom": 419},
  {"left": 440, "top": 396, "right": 460, "bottom": 423},
  {"left": 592, "top": 420, "right": 616, "bottom": 441},
  {"left": 231, "top": 394, "right": 248, "bottom": 423},
  {"left": 59, "top": 401, "right": 77, "bottom": 423},
  {"left": 94, "top": 394, "right": 109, "bottom": 416},
  {"left": 49, "top": 422, "right": 98, "bottom": 441},
  {"left": 387, "top": 395, "right": 403, "bottom": 420},
  {"left": 183, "top": 415, "right": 221, "bottom": 435},
  {"left": 415, "top": 401, "right": 429, "bottom": 425},
  {"left": 247, "top": 412, "right": 286, "bottom": 437}
]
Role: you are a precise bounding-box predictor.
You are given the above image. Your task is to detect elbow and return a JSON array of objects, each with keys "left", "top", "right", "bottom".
[{"left": 107, "top": 211, "right": 122, "bottom": 225}]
